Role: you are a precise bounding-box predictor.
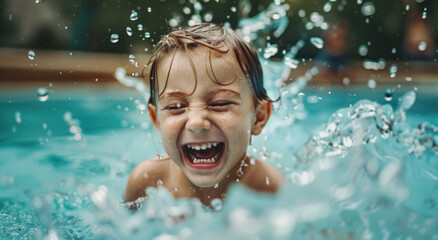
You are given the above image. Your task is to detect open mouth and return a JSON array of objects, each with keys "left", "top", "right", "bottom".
[{"left": 182, "top": 142, "right": 224, "bottom": 168}]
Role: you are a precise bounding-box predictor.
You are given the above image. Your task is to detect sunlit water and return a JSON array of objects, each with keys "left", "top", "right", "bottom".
[
  {"left": 2, "top": 1, "right": 438, "bottom": 239},
  {"left": 1, "top": 81, "right": 437, "bottom": 239}
]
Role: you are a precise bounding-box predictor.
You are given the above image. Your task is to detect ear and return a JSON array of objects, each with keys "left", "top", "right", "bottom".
[
  {"left": 148, "top": 103, "right": 160, "bottom": 131},
  {"left": 251, "top": 100, "right": 272, "bottom": 135}
]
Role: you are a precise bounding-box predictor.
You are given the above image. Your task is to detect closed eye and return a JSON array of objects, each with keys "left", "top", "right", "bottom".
[
  {"left": 209, "top": 101, "right": 236, "bottom": 111},
  {"left": 162, "top": 103, "right": 186, "bottom": 114}
]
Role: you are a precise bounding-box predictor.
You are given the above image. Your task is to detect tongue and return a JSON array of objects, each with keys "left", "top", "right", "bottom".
[{"left": 193, "top": 148, "right": 217, "bottom": 159}]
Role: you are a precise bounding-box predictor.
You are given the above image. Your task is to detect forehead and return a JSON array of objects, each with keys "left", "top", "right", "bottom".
[{"left": 156, "top": 47, "right": 248, "bottom": 94}]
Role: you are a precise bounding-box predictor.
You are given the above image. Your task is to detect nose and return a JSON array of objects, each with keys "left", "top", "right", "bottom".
[{"left": 186, "top": 107, "right": 211, "bottom": 134}]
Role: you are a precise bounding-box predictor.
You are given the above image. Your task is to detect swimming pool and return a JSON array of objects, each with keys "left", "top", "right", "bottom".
[{"left": 1, "top": 81, "right": 437, "bottom": 239}]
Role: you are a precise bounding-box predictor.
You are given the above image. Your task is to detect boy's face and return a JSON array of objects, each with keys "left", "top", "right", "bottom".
[{"left": 149, "top": 47, "right": 269, "bottom": 187}]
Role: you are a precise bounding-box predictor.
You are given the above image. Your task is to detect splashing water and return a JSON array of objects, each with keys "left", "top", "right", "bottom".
[
  {"left": 130, "top": 11, "right": 138, "bottom": 21},
  {"left": 114, "top": 67, "right": 150, "bottom": 104},
  {"left": 28, "top": 50, "right": 35, "bottom": 60},
  {"left": 126, "top": 27, "right": 133, "bottom": 36},
  {"left": 418, "top": 41, "right": 427, "bottom": 51},
  {"left": 110, "top": 34, "right": 119, "bottom": 43},
  {"left": 361, "top": 2, "right": 376, "bottom": 16},
  {"left": 310, "top": 37, "right": 324, "bottom": 49},
  {"left": 37, "top": 87, "right": 49, "bottom": 102}
]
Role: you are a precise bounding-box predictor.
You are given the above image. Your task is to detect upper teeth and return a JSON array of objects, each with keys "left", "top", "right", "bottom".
[{"left": 187, "top": 142, "right": 219, "bottom": 150}]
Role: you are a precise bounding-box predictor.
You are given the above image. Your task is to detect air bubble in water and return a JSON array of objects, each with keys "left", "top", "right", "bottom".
[
  {"left": 384, "top": 88, "right": 393, "bottom": 101},
  {"left": 263, "top": 44, "right": 278, "bottom": 59},
  {"left": 28, "top": 50, "right": 35, "bottom": 60},
  {"left": 130, "top": 11, "right": 138, "bottom": 21},
  {"left": 210, "top": 198, "right": 223, "bottom": 211},
  {"left": 137, "top": 24, "right": 143, "bottom": 31},
  {"left": 284, "top": 57, "right": 299, "bottom": 69},
  {"left": 310, "top": 37, "right": 324, "bottom": 49},
  {"left": 110, "top": 34, "right": 119, "bottom": 43},
  {"left": 361, "top": 2, "right": 375, "bottom": 16},
  {"left": 418, "top": 41, "right": 427, "bottom": 51},
  {"left": 126, "top": 27, "right": 132, "bottom": 36},
  {"left": 358, "top": 45, "right": 368, "bottom": 56},
  {"left": 37, "top": 88, "right": 49, "bottom": 102},
  {"left": 129, "top": 54, "right": 136, "bottom": 63},
  {"left": 368, "top": 79, "right": 376, "bottom": 89}
]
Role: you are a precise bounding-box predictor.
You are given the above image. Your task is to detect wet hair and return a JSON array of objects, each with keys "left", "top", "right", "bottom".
[{"left": 144, "top": 23, "right": 272, "bottom": 106}]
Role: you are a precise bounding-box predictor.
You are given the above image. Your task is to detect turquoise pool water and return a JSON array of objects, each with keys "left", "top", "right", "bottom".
[{"left": 1, "top": 82, "right": 437, "bottom": 239}]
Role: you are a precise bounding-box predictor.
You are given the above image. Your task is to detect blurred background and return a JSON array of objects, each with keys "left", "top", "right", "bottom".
[{"left": 0, "top": 0, "right": 437, "bottom": 85}]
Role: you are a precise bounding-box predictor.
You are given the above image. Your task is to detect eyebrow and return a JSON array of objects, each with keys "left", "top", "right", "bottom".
[
  {"left": 159, "top": 88, "right": 241, "bottom": 101},
  {"left": 209, "top": 88, "right": 241, "bottom": 96},
  {"left": 158, "top": 91, "right": 190, "bottom": 101}
]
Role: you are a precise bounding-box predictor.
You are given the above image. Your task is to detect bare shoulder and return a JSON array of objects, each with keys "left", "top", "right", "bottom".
[
  {"left": 242, "top": 158, "right": 286, "bottom": 193},
  {"left": 124, "top": 156, "right": 171, "bottom": 202}
]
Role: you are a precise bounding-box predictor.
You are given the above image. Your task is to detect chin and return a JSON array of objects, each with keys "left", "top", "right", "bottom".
[{"left": 188, "top": 175, "right": 221, "bottom": 188}]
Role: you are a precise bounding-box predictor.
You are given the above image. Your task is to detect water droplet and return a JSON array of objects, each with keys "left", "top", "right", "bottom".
[
  {"left": 422, "top": 8, "right": 427, "bottom": 19},
  {"left": 343, "top": 77, "right": 350, "bottom": 86},
  {"left": 137, "top": 24, "right": 143, "bottom": 31},
  {"left": 389, "top": 64, "right": 398, "bottom": 78},
  {"left": 194, "top": 2, "right": 203, "bottom": 12},
  {"left": 405, "top": 76, "right": 412, "bottom": 82},
  {"left": 310, "top": 37, "right": 324, "bottom": 49},
  {"left": 210, "top": 198, "right": 223, "bottom": 211},
  {"left": 157, "top": 179, "right": 163, "bottom": 186},
  {"left": 203, "top": 12, "right": 213, "bottom": 22},
  {"left": 361, "top": 2, "right": 375, "bottom": 16},
  {"left": 249, "top": 158, "right": 256, "bottom": 165},
  {"left": 418, "top": 41, "right": 427, "bottom": 51},
  {"left": 342, "top": 136, "right": 353, "bottom": 147},
  {"left": 128, "top": 54, "right": 136, "bottom": 63},
  {"left": 358, "top": 45, "right": 368, "bottom": 56},
  {"left": 323, "top": 2, "right": 332, "bottom": 12},
  {"left": 147, "top": 7, "right": 152, "bottom": 12},
  {"left": 266, "top": 176, "right": 270, "bottom": 185},
  {"left": 230, "top": 6, "right": 237, "bottom": 12},
  {"left": 126, "top": 27, "right": 132, "bottom": 36},
  {"left": 284, "top": 57, "right": 299, "bottom": 69},
  {"left": 35, "top": 0, "right": 44, "bottom": 3},
  {"left": 110, "top": 34, "right": 119, "bottom": 43},
  {"left": 298, "top": 9, "right": 306, "bottom": 17},
  {"left": 15, "top": 112, "right": 22, "bottom": 124},
  {"left": 37, "top": 88, "right": 49, "bottom": 102},
  {"left": 183, "top": 7, "right": 191, "bottom": 15},
  {"left": 214, "top": 183, "right": 219, "bottom": 188},
  {"left": 368, "top": 79, "right": 376, "bottom": 89},
  {"left": 143, "top": 173, "right": 149, "bottom": 178},
  {"left": 263, "top": 44, "right": 278, "bottom": 59},
  {"left": 28, "top": 50, "right": 35, "bottom": 60},
  {"left": 172, "top": 186, "right": 179, "bottom": 191},
  {"left": 384, "top": 88, "right": 393, "bottom": 101},
  {"left": 406, "top": 4, "right": 410, "bottom": 11},
  {"left": 145, "top": 32, "right": 151, "bottom": 38},
  {"left": 391, "top": 47, "right": 397, "bottom": 54},
  {"left": 129, "top": 11, "right": 139, "bottom": 21}
]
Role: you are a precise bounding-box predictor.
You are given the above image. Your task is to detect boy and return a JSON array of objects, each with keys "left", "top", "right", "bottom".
[{"left": 124, "top": 23, "right": 285, "bottom": 207}]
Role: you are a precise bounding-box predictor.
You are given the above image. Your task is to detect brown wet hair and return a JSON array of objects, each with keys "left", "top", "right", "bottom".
[{"left": 143, "top": 23, "right": 272, "bottom": 106}]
